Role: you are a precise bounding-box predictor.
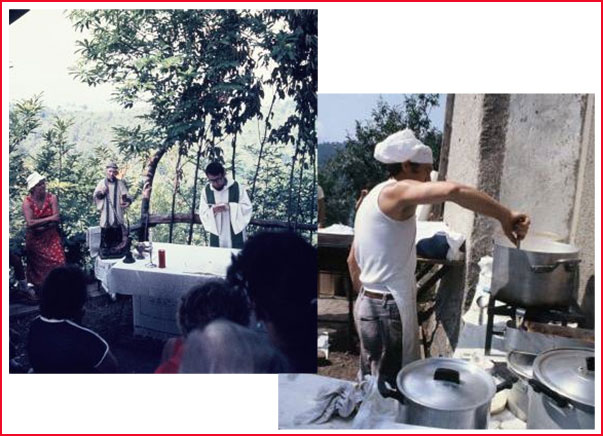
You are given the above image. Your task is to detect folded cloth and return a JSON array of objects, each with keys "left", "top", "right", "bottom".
[
  {"left": 416, "top": 232, "right": 450, "bottom": 259},
  {"left": 294, "top": 377, "right": 370, "bottom": 425}
]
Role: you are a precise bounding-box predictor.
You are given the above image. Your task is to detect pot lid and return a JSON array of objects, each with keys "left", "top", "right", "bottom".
[
  {"left": 533, "top": 348, "right": 594, "bottom": 408},
  {"left": 507, "top": 351, "right": 536, "bottom": 380},
  {"left": 495, "top": 235, "right": 579, "bottom": 255},
  {"left": 396, "top": 358, "right": 496, "bottom": 411}
]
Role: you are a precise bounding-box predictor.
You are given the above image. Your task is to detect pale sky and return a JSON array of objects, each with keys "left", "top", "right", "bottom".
[
  {"left": 318, "top": 93, "right": 446, "bottom": 143},
  {"left": 9, "top": 9, "right": 122, "bottom": 110}
]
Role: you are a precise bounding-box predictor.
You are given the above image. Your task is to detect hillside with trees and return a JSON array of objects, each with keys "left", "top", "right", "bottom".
[
  {"left": 9, "top": 9, "right": 317, "bottom": 273},
  {"left": 318, "top": 94, "right": 443, "bottom": 226}
]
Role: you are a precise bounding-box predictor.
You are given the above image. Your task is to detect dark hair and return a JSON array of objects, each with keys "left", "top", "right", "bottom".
[
  {"left": 205, "top": 162, "right": 225, "bottom": 176},
  {"left": 40, "top": 265, "right": 87, "bottom": 320},
  {"left": 385, "top": 163, "right": 402, "bottom": 177},
  {"left": 386, "top": 162, "right": 422, "bottom": 177},
  {"left": 226, "top": 231, "right": 317, "bottom": 373},
  {"left": 178, "top": 279, "right": 250, "bottom": 336}
]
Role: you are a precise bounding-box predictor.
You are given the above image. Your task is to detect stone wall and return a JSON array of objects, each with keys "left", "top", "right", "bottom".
[{"left": 443, "top": 94, "right": 595, "bottom": 324}]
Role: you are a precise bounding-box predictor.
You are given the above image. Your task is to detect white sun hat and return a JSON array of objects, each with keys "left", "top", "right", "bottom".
[
  {"left": 26, "top": 171, "right": 46, "bottom": 191},
  {"left": 374, "top": 128, "right": 433, "bottom": 164}
]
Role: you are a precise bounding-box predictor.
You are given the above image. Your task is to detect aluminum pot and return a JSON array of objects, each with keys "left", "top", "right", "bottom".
[
  {"left": 527, "top": 348, "right": 594, "bottom": 429},
  {"left": 380, "top": 358, "right": 513, "bottom": 429},
  {"left": 506, "top": 351, "right": 536, "bottom": 421},
  {"left": 491, "top": 235, "right": 580, "bottom": 308}
]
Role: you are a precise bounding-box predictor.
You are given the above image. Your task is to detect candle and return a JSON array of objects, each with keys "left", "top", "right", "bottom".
[{"left": 158, "top": 249, "right": 166, "bottom": 268}]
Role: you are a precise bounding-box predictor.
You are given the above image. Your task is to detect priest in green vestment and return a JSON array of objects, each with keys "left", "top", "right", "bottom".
[{"left": 198, "top": 162, "right": 253, "bottom": 249}]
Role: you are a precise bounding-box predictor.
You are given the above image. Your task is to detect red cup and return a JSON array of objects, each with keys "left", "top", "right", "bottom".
[{"left": 158, "top": 249, "right": 166, "bottom": 268}]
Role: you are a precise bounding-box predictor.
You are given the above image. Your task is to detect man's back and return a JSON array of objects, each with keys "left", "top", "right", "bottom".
[
  {"left": 28, "top": 316, "right": 109, "bottom": 373},
  {"left": 354, "top": 180, "right": 417, "bottom": 288}
]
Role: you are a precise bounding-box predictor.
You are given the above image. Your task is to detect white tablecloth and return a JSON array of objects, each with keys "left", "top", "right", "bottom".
[
  {"left": 106, "top": 243, "right": 238, "bottom": 298},
  {"left": 103, "top": 243, "right": 239, "bottom": 337}
]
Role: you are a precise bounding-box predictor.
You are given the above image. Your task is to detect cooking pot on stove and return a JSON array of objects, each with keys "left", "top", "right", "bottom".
[
  {"left": 379, "top": 358, "right": 513, "bottom": 429},
  {"left": 491, "top": 235, "right": 580, "bottom": 308},
  {"left": 527, "top": 348, "right": 594, "bottom": 429}
]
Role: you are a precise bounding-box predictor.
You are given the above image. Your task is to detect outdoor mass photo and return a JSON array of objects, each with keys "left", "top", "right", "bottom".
[
  {"left": 8, "top": 9, "right": 318, "bottom": 374},
  {"left": 280, "top": 93, "right": 595, "bottom": 430}
]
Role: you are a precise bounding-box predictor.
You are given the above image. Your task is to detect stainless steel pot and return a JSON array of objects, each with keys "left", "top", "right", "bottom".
[
  {"left": 506, "top": 351, "right": 536, "bottom": 421},
  {"left": 491, "top": 235, "right": 580, "bottom": 308},
  {"left": 380, "top": 358, "right": 513, "bottom": 429},
  {"left": 527, "top": 348, "right": 594, "bottom": 429}
]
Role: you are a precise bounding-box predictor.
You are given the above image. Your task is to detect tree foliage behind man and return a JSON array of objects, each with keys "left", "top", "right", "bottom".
[{"left": 318, "top": 94, "right": 443, "bottom": 226}]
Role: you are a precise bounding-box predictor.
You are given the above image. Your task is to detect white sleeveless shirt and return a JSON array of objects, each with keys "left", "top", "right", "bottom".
[{"left": 353, "top": 179, "right": 421, "bottom": 365}]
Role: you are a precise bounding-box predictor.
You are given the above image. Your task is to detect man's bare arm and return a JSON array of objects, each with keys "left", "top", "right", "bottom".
[
  {"left": 347, "top": 241, "right": 362, "bottom": 294},
  {"left": 391, "top": 181, "right": 530, "bottom": 244}
]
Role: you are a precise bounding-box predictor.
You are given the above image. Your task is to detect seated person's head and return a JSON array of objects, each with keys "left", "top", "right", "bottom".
[
  {"left": 40, "top": 265, "right": 87, "bottom": 322},
  {"left": 179, "top": 320, "right": 288, "bottom": 374},
  {"left": 178, "top": 279, "right": 250, "bottom": 337},
  {"left": 226, "top": 231, "right": 317, "bottom": 373}
]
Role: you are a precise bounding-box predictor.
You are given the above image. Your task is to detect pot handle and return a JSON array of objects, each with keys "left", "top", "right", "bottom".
[
  {"left": 491, "top": 364, "right": 517, "bottom": 392},
  {"left": 530, "top": 258, "right": 581, "bottom": 273},
  {"left": 586, "top": 356, "right": 594, "bottom": 372},
  {"left": 528, "top": 379, "right": 569, "bottom": 408},
  {"left": 433, "top": 367, "right": 461, "bottom": 384},
  {"left": 377, "top": 377, "right": 405, "bottom": 403}
]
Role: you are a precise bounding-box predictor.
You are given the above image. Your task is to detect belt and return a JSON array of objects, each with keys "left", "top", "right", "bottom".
[{"left": 363, "top": 289, "right": 394, "bottom": 301}]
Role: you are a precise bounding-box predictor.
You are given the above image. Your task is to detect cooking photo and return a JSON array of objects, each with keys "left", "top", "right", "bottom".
[
  {"left": 8, "top": 9, "right": 318, "bottom": 374},
  {"left": 280, "top": 93, "right": 595, "bottom": 430}
]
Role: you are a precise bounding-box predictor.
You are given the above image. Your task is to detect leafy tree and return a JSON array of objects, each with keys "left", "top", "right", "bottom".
[
  {"left": 32, "top": 116, "right": 103, "bottom": 265},
  {"left": 259, "top": 10, "right": 317, "bottom": 224},
  {"left": 69, "top": 9, "right": 317, "bottom": 241},
  {"left": 9, "top": 95, "right": 44, "bottom": 253},
  {"left": 319, "top": 94, "right": 442, "bottom": 226}
]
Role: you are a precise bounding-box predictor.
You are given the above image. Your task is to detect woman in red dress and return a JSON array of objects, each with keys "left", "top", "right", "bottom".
[{"left": 22, "top": 172, "right": 66, "bottom": 290}]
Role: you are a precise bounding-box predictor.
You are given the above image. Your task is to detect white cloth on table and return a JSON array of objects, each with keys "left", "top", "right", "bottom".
[
  {"left": 103, "top": 243, "right": 239, "bottom": 337},
  {"left": 106, "top": 243, "right": 238, "bottom": 298},
  {"left": 198, "top": 177, "right": 253, "bottom": 248},
  {"left": 94, "top": 256, "right": 120, "bottom": 293}
]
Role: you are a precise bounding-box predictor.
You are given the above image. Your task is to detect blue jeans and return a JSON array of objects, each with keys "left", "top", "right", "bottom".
[{"left": 354, "top": 289, "right": 403, "bottom": 385}]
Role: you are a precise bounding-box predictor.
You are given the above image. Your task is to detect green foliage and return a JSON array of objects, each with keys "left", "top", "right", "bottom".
[
  {"left": 30, "top": 116, "right": 103, "bottom": 266},
  {"left": 9, "top": 95, "right": 44, "bottom": 253},
  {"left": 69, "top": 9, "right": 268, "bottom": 163},
  {"left": 68, "top": 9, "right": 317, "bottom": 235},
  {"left": 9, "top": 10, "right": 318, "bottom": 268},
  {"left": 318, "top": 95, "right": 443, "bottom": 226}
]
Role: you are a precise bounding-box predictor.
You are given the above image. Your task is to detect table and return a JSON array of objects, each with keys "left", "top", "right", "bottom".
[{"left": 103, "top": 243, "right": 239, "bottom": 338}]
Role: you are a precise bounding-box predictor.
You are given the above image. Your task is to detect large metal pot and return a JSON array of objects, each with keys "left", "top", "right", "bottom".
[
  {"left": 527, "top": 348, "right": 594, "bottom": 429},
  {"left": 380, "top": 358, "right": 513, "bottom": 429},
  {"left": 506, "top": 351, "right": 536, "bottom": 421},
  {"left": 491, "top": 235, "right": 580, "bottom": 308}
]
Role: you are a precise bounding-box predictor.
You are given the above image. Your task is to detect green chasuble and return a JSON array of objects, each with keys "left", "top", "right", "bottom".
[{"left": 204, "top": 182, "right": 245, "bottom": 249}]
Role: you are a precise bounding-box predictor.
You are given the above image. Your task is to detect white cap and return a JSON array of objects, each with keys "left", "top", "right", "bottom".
[
  {"left": 374, "top": 128, "right": 433, "bottom": 164},
  {"left": 26, "top": 172, "right": 45, "bottom": 191}
]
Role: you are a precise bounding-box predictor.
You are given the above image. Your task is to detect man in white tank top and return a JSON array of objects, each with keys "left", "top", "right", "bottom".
[{"left": 348, "top": 129, "right": 530, "bottom": 387}]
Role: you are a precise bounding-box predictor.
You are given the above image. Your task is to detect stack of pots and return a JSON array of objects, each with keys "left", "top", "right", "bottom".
[
  {"left": 506, "top": 351, "right": 536, "bottom": 421},
  {"left": 527, "top": 348, "right": 594, "bottom": 429}
]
